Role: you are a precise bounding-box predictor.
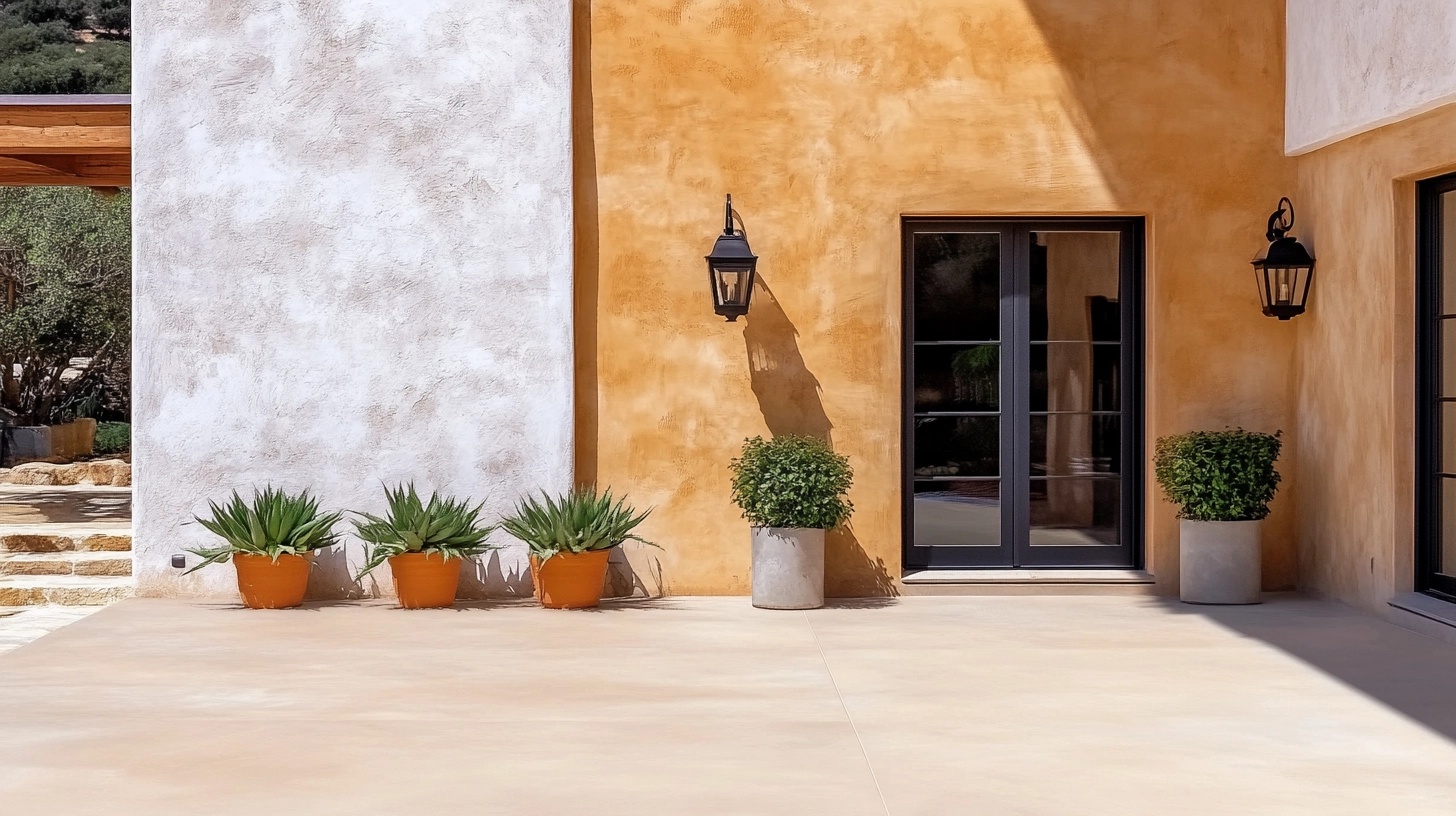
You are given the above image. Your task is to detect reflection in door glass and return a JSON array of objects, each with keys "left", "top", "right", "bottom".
[
  {"left": 914, "top": 482, "right": 1001, "bottom": 547},
  {"left": 1030, "top": 479, "right": 1119, "bottom": 547},
  {"left": 914, "top": 344, "right": 1000, "bottom": 412},
  {"left": 1031, "top": 232, "right": 1121, "bottom": 342},
  {"left": 914, "top": 233, "right": 1000, "bottom": 341}
]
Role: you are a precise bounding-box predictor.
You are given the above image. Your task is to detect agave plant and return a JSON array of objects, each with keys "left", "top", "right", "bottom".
[
  {"left": 352, "top": 483, "right": 498, "bottom": 578},
  {"left": 499, "top": 487, "right": 657, "bottom": 562},
  {"left": 185, "top": 487, "right": 343, "bottom": 574}
]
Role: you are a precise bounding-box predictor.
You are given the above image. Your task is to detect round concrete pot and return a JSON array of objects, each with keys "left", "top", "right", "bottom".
[
  {"left": 1179, "top": 519, "right": 1262, "bottom": 605},
  {"left": 751, "top": 527, "right": 825, "bottom": 610}
]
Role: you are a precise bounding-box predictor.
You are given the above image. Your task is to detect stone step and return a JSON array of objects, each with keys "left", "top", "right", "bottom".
[
  {"left": 0, "top": 576, "right": 133, "bottom": 606},
  {"left": 0, "top": 532, "right": 131, "bottom": 554},
  {"left": 0, "top": 460, "right": 131, "bottom": 487},
  {"left": 0, "top": 551, "right": 132, "bottom": 577}
]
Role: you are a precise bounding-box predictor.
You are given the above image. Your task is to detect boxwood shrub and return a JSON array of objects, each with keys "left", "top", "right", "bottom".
[
  {"left": 1154, "top": 429, "right": 1282, "bottom": 521},
  {"left": 729, "top": 435, "right": 853, "bottom": 530}
]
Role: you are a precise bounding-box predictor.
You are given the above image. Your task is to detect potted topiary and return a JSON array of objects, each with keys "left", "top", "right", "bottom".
[
  {"left": 499, "top": 487, "right": 656, "bottom": 609},
  {"left": 185, "top": 487, "right": 343, "bottom": 609},
  {"left": 1154, "top": 429, "right": 1282, "bottom": 605},
  {"left": 352, "top": 484, "right": 498, "bottom": 609},
  {"left": 729, "top": 435, "right": 853, "bottom": 610}
]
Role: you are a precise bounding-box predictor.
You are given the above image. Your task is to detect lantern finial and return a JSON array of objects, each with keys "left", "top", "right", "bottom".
[{"left": 1266, "top": 196, "right": 1295, "bottom": 242}]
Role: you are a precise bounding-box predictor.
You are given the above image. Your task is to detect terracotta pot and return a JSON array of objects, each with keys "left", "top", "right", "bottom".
[
  {"left": 388, "top": 551, "right": 461, "bottom": 609},
  {"left": 232, "top": 552, "right": 311, "bottom": 609},
  {"left": 530, "top": 549, "right": 611, "bottom": 609}
]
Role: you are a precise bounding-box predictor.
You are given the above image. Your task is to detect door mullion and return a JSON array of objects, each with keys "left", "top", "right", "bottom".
[
  {"left": 996, "top": 226, "right": 1017, "bottom": 566},
  {"left": 1009, "top": 226, "right": 1031, "bottom": 566}
]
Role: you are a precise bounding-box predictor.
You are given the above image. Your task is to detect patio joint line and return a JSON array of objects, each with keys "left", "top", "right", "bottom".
[{"left": 805, "top": 610, "right": 892, "bottom": 816}]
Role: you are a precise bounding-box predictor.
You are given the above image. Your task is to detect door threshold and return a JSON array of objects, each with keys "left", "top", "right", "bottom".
[
  {"left": 903, "top": 569, "right": 1153, "bottom": 584},
  {"left": 899, "top": 569, "right": 1156, "bottom": 597}
]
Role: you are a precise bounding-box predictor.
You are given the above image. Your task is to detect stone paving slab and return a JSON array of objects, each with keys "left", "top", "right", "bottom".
[
  {"left": 0, "top": 595, "right": 1454, "bottom": 814},
  {"left": 0, "top": 605, "right": 101, "bottom": 655}
]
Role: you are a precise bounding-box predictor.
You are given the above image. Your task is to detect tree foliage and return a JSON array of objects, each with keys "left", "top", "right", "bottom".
[
  {"left": 0, "top": 0, "right": 129, "bottom": 94},
  {"left": 0, "top": 187, "right": 130, "bottom": 425},
  {"left": 1154, "top": 430, "right": 1283, "bottom": 522}
]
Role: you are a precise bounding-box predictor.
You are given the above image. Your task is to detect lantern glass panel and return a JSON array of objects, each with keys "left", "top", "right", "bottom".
[{"left": 714, "top": 266, "right": 750, "bottom": 307}]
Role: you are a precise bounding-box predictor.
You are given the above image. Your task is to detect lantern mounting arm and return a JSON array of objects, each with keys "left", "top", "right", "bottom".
[
  {"left": 723, "top": 194, "right": 748, "bottom": 240},
  {"left": 1266, "top": 196, "right": 1295, "bottom": 242}
]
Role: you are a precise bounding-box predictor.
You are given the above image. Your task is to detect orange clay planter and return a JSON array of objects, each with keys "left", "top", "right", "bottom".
[
  {"left": 530, "top": 549, "right": 611, "bottom": 609},
  {"left": 232, "top": 553, "right": 311, "bottom": 609},
  {"left": 387, "top": 552, "right": 461, "bottom": 609}
]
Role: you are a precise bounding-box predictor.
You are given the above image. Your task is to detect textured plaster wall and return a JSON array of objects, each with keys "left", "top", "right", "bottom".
[
  {"left": 1287, "top": 0, "right": 1456, "bottom": 154},
  {"left": 133, "top": 1, "right": 574, "bottom": 598},
  {"left": 578, "top": 0, "right": 1297, "bottom": 596},
  {"left": 1293, "top": 104, "right": 1456, "bottom": 615}
]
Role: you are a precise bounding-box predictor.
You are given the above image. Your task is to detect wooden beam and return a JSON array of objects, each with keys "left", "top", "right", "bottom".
[
  {"left": 0, "top": 155, "right": 130, "bottom": 187},
  {"left": 0, "top": 125, "right": 129, "bottom": 155},
  {"left": 0, "top": 101, "right": 130, "bottom": 155}
]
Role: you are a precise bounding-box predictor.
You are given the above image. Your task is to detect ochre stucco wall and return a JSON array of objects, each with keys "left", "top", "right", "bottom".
[
  {"left": 1293, "top": 104, "right": 1456, "bottom": 615},
  {"left": 577, "top": 0, "right": 1298, "bottom": 596}
]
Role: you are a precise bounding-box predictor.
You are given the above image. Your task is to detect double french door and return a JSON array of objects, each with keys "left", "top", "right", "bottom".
[{"left": 902, "top": 219, "right": 1143, "bottom": 569}]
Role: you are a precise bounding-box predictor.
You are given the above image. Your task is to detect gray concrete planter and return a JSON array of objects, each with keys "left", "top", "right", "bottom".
[
  {"left": 1180, "top": 519, "right": 1261, "bottom": 605},
  {"left": 751, "top": 527, "right": 824, "bottom": 610}
]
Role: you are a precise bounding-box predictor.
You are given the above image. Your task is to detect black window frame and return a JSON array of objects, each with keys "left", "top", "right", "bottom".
[
  {"left": 1416, "top": 172, "right": 1456, "bottom": 600},
  {"left": 901, "top": 217, "right": 1145, "bottom": 571}
]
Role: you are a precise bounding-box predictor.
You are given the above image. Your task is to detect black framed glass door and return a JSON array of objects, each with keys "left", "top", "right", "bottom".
[
  {"left": 903, "top": 218, "right": 1143, "bottom": 569},
  {"left": 1416, "top": 173, "right": 1456, "bottom": 600}
]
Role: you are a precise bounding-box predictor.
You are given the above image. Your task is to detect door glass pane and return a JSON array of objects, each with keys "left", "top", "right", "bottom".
[
  {"left": 1444, "top": 320, "right": 1456, "bottom": 395},
  {"left": 915, "top": 344, "right": 999, "bottom": 412},
  {"left": 1441, "top": 479, "right": 1456, "bottom": 578},
  {"left": 1030, "top": 231, "right": 1121, "bottom": 341},
  {"left": 1443, "top": 191, "right": 1456, "bottom": 314},
  {"left": 913, "top": 233, "right": 1000, "bottom": 341},
  {"left": 1030, "top": 478, "right": 1119, "bottom": 547},
  {"left": 913, "top": 416, "right": 999, "bottom": 477},
  {"left": 1031, "top": 343, "right": 1120, "bottom": 413},
  {"left": 1444, "top": 404, "right": 1456, "bottom": 473},
  {"left": 914, "top": 481, "right": 1001, "bottom": 547},
  {"left": 1031, "top": 414, "right": 1120, "bottom": 477}
]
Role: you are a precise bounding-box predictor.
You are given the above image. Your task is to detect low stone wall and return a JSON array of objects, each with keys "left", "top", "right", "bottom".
[
  {"left": 0, "top": 459, "right": 130, "bottom": 487},
  {"left": 5, "top": 419, "right": 97, "bottom": 464}
]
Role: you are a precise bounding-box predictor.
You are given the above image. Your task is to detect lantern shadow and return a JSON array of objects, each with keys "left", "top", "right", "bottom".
[
  {"left": 742, "top": 279, "right": 833, "bottom": 443},
  {"left": 743, "top": 280, "right": 896, "bottom": 597}
]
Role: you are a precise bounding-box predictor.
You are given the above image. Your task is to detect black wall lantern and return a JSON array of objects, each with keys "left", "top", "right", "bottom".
[
  {"left": 705, "top": 194, "right": 758, "bottom": 321},
  {"left": 1252, "top": 197, "right": 1316, "bottom": 320}
]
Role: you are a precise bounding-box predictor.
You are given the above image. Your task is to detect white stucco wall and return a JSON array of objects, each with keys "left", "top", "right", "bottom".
[
  {"left": 1287, "top": 0, "right": 1456, "bottom": 154},
  {"left": 133, "top": 1, "right": 574, "bottom": 598}
]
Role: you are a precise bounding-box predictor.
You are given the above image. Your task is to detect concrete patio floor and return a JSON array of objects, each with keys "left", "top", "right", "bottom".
[{"left": 2, "top": 595, "right": 1456, "bottom": 814}]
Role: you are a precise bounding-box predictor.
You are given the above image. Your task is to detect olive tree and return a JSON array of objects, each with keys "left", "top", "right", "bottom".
[{"left": 0, "top": 187, "right": 130, "bottom": 425}]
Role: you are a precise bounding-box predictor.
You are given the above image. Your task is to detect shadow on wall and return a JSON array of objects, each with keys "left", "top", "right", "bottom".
[
  {"left": 310, "top": 550, "right": 533, "bottom": 601},
  {"left": 744, "top": 279, "right": 896, "bottom": 597},
  {"left": 743, "top": 279, "right": 832, "bottom": 442}
]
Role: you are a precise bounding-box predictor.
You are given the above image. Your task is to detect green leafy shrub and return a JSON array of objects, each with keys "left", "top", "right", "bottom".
[
  {"left": 185, "top": 487, "right": 342, "bottom": 573},
  {"left": 499, "top": 487, "right": 655, "bottom": 563},
  {"left": 1154, "top": 430, "right": 1282, "bottom": 522},
  {"left": 352, "top": 483, "right": 497, "bottom": 578},
  {"left": 94, "top": 421, "right": 128, "bottom": 453},
  {"left": 729, "top": 435, "right": 854, "bottom": 529}
]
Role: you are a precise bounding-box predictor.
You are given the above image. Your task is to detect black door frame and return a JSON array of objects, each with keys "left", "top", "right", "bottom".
[
  {"left": 901, "top": 217, "right": 1145, "bottom": 570},
  {"left": 1415, "top": 172, "right": 1456, "bottom": 600}
]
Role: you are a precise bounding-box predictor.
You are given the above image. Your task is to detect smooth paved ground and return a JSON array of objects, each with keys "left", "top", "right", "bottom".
[{"left": 1, "top": 595, "right": 1455, "bottom": 814}]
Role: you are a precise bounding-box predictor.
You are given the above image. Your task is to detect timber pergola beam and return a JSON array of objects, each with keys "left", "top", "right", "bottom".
[{"left": 0, "top": 95, "right": 130, "bottom": 188}]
